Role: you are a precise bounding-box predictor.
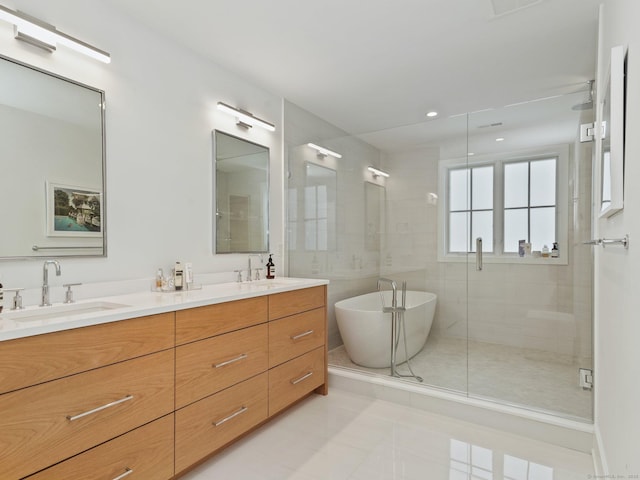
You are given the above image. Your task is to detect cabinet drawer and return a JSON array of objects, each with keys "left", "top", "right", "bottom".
[
  {"left": 176, "top": 296, "right": 268, "bottom": 345},
  {"left": 268, "top": 285, "right": 325, "bottom": 320},
  {"left": 175, "top": 372, "right": 268, "bottom": 474},
  {"left": 268, "top": 346, "right": 325, "bottom": 416},
  {"left": 0, "top": 349, "right": 175, "bottom": 479},
  {"left": 0, "top": 312, "right": 174, "bottom": 394},
  {"left": 269, "top": 308, "right": 325, "bottom": 368},
  {"left": 176, "top": 323, "right": 268, "bottom": 408},
  {"left": 26, "top": 414, "right": 175, "bottom": 480}
]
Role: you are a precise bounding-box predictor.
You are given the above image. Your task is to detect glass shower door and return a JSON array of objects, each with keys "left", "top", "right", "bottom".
[{"left": 465, "top": 94, "right": 594, "bottom": 420}]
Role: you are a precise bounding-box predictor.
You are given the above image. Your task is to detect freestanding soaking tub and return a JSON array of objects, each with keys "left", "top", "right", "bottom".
[{"left": 335, "top": 290, "right": 437, "bottom": 368}]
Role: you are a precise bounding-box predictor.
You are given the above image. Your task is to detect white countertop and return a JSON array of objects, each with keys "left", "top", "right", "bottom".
[{"left": 0, "top": 277, "right": 328, "bottom": 342}]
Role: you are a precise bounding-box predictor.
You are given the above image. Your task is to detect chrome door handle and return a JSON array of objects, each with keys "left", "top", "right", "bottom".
[
  {"left": 66, "top": 395, "right": 134, "bottom": 421},
  {"left": 476, "top": 237, "right": 483, "bottom": 271},
  {"left": 214, "top": 353, "right": 248, "bottom": 368},
  {"left": 290, "top": 371, "right": 313, "bottom": 385},
  {"left": 112, "top": 468, "right": 133, "bottom": 480},
  {"left": 213, "top": 406, "right": 248, "bottom": 427},
  {"left": 290, "top": 330, "right": 314, "bottom": 341}
]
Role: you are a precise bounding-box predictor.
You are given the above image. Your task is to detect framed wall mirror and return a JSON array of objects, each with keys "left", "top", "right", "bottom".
[
  {"left": 365, "top": 181, "right": 386, "bottom": 252},
  {"left": 598, "top": 44, "right": 627, "bottom": 218},
  {"left": 0, "top": 55, "right": 106, "bottom": 258},
  {"left": 304, "top": 162, "right": 337, "bottom": 252},
  {"left": 214, "top": 130, "right": 269, "bottom": 253}
]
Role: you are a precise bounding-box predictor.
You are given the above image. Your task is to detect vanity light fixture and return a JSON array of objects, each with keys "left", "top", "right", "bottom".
[
  {"left": 217, "top": 101, "right": 276, "bottom": 132},
  {"left": 367, "top": 166, "right": 390, "bottom": 178},
  {"left": 307, "top": 143, "right": 342, "bottom": 159},
  {"left": 0, "top": 4, "right": 111, "bottom": 63}
]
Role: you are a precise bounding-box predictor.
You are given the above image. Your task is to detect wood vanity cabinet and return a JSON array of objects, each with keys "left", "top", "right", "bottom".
[
  {"left": 174, "top": 285, "right": 327, "bottom": 477},
  {"left": 0, "top": 284, "right": 327, "bottom": 480},
  {"left": 0, "top": 313, "right": 175, "bottom": 480}
]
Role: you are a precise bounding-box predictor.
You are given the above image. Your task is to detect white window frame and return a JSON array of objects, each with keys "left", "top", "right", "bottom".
[{"left": 437, "top": 145, "right": 569, "bottom": 265}]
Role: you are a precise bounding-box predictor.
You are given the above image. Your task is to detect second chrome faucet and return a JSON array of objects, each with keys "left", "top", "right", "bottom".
[{"left": 41, "top": 259, "right": 61, "bottom": 306}]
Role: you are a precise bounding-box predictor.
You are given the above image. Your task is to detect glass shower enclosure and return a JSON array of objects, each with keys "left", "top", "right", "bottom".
[{"left": 284, "top": 89, "right": 594, "bottom": 421}]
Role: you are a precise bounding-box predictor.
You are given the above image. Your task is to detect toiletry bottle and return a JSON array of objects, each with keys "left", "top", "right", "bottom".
[
  {"left": 266, "top": 254, "right": 275, "bottom": 279},
  {"left": 184, "top": 262, "right": 193, "bottom": 289},
  {"left": 551, "top": 242, "right": 559, "bottom": 258},
  {"left": 542, "top": 245, "right": 550, "bottom": 258},
  {"left": 174, "top": 262, "right": 184, "bottom": 290},
  {"left": 0, "top": 276, "right": 3, "bottom": 313},
  {"left": 155, "top": 268, "right": 164, "bottom": 290}
]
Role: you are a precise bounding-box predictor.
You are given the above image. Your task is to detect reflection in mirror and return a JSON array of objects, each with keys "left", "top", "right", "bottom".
[
  {"left": 365, "top": 181, "right": 386, "bottom": 252},
  {"left": 0, "top": 55, "right": 106, "bottom": 258},
  {"left": 598, "top": 45, "right": 626, "bottom": 217},
  {"left": 303, "top": 163, "right": 337, "bottom": 252},
  {"left": 214, "top": 131, "right": 269, "bottom": 253}
]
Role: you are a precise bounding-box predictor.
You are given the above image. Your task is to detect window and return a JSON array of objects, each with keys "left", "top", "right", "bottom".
[
  {"left": 438, "top": 147, "right": 568, "bottom": 264},
  {"left": 448, "top": 166, "right": 494, "bottom": 253},
  {"left": 503, "top": 158, "right": 556, "bottom": 252}
]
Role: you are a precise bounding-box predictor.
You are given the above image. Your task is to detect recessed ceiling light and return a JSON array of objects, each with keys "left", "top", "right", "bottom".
[
  {"left": 426, "top": 111, "right": 438, "bottom": 118},
  {"left": 468, "top": 152, "right": 475, "bottom": 156},
  {"left": 495, "top": 137, "right": 505, "bottom": 142}
]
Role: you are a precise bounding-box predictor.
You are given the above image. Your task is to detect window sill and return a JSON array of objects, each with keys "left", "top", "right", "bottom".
[{"left": 437, "top": 254, "right": 568, "bottom": 266}]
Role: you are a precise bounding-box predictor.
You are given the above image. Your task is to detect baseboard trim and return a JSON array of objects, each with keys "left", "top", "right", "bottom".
[{"left": 592, "top": 423, "right": 609, "bottom": 475}]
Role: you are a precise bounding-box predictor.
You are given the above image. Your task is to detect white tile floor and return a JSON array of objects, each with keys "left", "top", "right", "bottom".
[
  {"left": 329, "top": 335, "right": 593, "bottom": 420},
  {"left": 180, "top": 389, "right": 594, "bottom": 479}
]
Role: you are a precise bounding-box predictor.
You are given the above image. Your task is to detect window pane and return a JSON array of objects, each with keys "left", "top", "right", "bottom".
[
  {"left": 317, "top": 185, "right": 327, "bottom": 218},
  {"left": 317, "top": 218, "right": 327, "bottom": 251},
  {"left": 530, "top": 207, "right": 555, "bottom": 252},
  {"left": 450, "top": 168, "right": 470, "bottom": 211},
  {"left": 602, "top": 151, "right": 611, "bottom": 204},
  {"left": 449, "top": 212, "right": 469, "bottom": 253},
  {"left": 530, "top": 159, "right": 556, "bottom": 206},
  {"left": 471, "top": 211, "right": 493, "bottom": 252},
  {"left": 472, "top": 166, "right": 493, "bottom": 210},
  {"left": 504, "top": 162, "right": 528, "bottom": 208},
  {"left": 304, "top": 186, "right": 315, "bottom": 219},
  {"left": 304, "top": 219, "right": 316, "bottom": 250},
  {"left": 504, "top": 208, "right": 528, "bottom": 253}
]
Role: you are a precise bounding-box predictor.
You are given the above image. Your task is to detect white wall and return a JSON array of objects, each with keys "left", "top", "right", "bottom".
[
  {"left": 594, "top": 0, "right": 640, "bottom": 473},
  {"left": 0, "top": 0, "right": 284, "bottom": 303}
]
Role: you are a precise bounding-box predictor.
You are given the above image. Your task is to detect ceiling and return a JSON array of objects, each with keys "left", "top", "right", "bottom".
[{"left": 105, "top": 0, "right": 602, "bottom": 141}]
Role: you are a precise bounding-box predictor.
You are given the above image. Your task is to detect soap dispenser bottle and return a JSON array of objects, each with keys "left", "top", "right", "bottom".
[
  {"left": 551, "top": 242, "right": 559, "bottom": 258},
  {"left": 266, "top": 254, "right": 275, "bottom": 279}
]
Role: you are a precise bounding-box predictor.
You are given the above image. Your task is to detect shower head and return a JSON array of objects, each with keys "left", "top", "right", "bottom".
[{"left": 572, "top": 80, "right": 594, "bottom": 111}]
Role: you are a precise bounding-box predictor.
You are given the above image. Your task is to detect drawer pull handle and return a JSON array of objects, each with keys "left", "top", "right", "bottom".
[
  {"left": 213, "top": 406, "right": 248, "bottom": 427},
  {"left": 66, "top": 395, "right": 134, "bottom": 421},
  {"left": 291, "top": 371, "right": 313, "bottom": 385},
  {"left": 112, "top": 468, "right": 134, "bottom": 480},
  {"left": 291, "top": 330, "right": 314, "bottom": 341},
  {"left": 214, "top": 353, "right": 248, "bottom": 368}
]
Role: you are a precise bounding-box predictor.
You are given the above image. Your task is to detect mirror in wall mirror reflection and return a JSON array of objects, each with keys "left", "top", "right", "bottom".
[
  {"left": 213, "top": 130, "right": 269, "bottom": 253},
  {"left": 0, "top": 55, "right": 106, "bottom": 258},
  {"left": 598, "top": 44, "right": 627, "bottom": 218}
]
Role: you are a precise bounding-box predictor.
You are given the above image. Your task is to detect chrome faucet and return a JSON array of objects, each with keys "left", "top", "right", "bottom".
[
  {"left": 41, "top": 260, "right": 61, "bottom": 306},
  {"left": 248, "top": 254, "right": 263, "bottom": 281}
]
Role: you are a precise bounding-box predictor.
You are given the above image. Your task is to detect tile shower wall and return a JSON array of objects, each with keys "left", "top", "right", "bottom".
[{"left": 380, "top": 138, "right": 592, "bottom": 363}]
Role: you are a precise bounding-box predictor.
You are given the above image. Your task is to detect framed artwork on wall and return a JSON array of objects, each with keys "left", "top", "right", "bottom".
[{"left": 46, "top": 182, "right": 103, "bottom": 237}]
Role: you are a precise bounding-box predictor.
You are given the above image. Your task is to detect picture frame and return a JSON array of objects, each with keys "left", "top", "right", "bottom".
[
  {"left": 597, "top": 44, "right": 627, "bottom": 218},
  {"left": 46, "top": 182, "right": 103, "bottom": 237}
]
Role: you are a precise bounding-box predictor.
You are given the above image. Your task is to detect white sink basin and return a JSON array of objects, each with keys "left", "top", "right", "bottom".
[{"left": 2, "top": 301, "right": 130, "bottom": 323}]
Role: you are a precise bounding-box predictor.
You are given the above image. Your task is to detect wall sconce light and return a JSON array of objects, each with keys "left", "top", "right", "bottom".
[
  {"left": 0, "top": 4, "right": 111, "bottom": 63},
  {"left": 368, "top": 166, "right": 390, "bottom": 178},
  {"left": 307, "top": 143, "right": 342, "bottom": 159},
  {"left": 217, "top": 101, "right": 276, "bottom": 132}
]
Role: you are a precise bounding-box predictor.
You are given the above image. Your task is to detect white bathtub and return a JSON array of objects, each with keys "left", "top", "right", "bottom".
[{"left": 335, "top": 291, "right": 437, "bottom": 368}]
